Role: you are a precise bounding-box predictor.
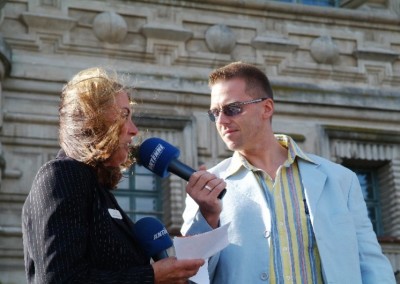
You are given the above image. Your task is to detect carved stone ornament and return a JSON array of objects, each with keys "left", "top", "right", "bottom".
[
  {"left": 205, "top": 24, "right": 236, "bottom": 54},
  {"left": 93, "top": 12, "right": 128, "bottom": 43},
  {"left": 310, "top": 35, "right": 340, "bottom": 64}
]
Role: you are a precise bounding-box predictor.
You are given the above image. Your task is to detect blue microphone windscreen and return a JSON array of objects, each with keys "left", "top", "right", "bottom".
[
  {"left": 134, "top": 217, "right": 173, "bottom": 258},
  {"left": 138, "top": 138, "right": 180, "bottom": 178}
]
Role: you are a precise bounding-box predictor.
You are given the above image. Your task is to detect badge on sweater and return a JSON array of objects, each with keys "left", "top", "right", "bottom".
[{"left": 108, "top": 208, "right": 122, "bottom": 219}]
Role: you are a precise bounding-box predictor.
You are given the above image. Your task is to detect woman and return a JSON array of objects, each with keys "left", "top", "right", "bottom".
[{"left": 22, "top": 67, "right": 204, "bottom": 283}]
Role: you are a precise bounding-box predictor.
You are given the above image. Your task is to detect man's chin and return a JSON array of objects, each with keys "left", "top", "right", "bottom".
[{"left": 224, "top": 141, "right": 238, "bottom": 151}]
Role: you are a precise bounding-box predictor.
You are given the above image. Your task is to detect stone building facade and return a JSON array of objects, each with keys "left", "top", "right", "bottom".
[{"left": 0, "top": 0, "right": 399, "bottom": 282}]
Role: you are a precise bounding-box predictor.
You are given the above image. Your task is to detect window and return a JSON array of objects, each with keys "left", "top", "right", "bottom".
[
  {"left": 273, "top": 0, "right": 339, "bottom": 7},
  {"left": 324, "top": 126, "right": 400, "bottom": 238},
  {"left": 353, "top": 168, "right": 382, "bottom": 235},
  {"left": 342, "top": 159, "right": 385, "bottom": 236},
  {"left": 114, "top": 164, "right": 163, "bottom": 222},
  {"left": 271, "top": 0, "right": 375, "bottom": 8}
]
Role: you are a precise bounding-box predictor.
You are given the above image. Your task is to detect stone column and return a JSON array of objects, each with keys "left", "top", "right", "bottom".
[{"left": 0, "top": 0, "right": 12, "bottom": 184}]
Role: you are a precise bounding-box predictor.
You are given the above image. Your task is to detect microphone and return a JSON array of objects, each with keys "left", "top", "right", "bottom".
[
  {"left": 137, "top": 137, "right": 226, "bottom": 199},
  {"left": 134, "top": 217, "right": 173, "bottom": 261}
]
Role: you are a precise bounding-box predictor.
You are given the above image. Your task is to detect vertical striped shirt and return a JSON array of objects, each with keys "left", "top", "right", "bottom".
[{"left": 239, "top": 134, "right": 323, "bottom": 283}]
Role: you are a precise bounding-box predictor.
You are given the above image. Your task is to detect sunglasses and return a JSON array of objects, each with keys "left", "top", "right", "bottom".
[{"left": 207, "top": 98, "right": 268, "bottom": 122}]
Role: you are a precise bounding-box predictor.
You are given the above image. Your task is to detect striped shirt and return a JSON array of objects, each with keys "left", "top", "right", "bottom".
[{"left": 238, "top": 134, "right": 323, "bottom": 283}]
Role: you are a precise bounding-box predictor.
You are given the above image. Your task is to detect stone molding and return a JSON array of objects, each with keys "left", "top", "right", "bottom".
[
  {"left": 20, "top": 12, "right": 77, "bottom": 33},
  {"left": 2, "top": 1, "right": 398, "bottom": 88},
  {"left": 354, "top": 46, "right": 399, "bottom": 62},
  {"left": 251, "top": 35, "right": 298, "bottom": 53},
  {"left": 141, "top": 23, "right": 193, "bottom": 42}
]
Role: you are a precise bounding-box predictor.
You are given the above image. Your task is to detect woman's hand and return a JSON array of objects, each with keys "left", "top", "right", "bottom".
[{"left": 152, "top": 257, "right": 205, "bottom": 284}]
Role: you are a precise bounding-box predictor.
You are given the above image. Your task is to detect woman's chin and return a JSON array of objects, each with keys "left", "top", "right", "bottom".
[{"left": 104, "top": 153, "right": 128, "bottom": 168}]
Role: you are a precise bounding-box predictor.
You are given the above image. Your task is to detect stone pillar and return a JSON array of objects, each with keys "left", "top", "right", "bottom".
[{"left": 0, "top": 0, "right": 12, "bottom": 184}]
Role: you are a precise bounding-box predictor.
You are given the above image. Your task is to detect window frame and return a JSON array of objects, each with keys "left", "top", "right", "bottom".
[
  {"left": 114, "top": 164, "right": 163, "bottom": 222},
  {"left": 350, "top": 166, "right": 383, "bottom": 235}
]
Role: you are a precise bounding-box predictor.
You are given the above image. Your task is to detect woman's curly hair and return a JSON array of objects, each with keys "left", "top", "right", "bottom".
[{"left": 59, "top": 67, "right": 138, "bottom": 189}]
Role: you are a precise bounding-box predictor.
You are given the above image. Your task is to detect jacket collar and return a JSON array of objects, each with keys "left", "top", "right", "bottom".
[{"left": 222, "top": 134, "right": 317, "bottom": 179}]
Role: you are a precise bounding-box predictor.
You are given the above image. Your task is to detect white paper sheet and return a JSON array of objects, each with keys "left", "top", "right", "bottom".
[{"left": 173, "top": 223, "right": 230, "bottom": 284}]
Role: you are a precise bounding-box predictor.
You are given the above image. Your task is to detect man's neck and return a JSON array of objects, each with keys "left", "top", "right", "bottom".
[{"left": 240, "top": 137, "right": 288, "bottom": 180}]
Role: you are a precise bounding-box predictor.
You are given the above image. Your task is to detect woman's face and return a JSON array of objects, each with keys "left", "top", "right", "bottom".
[{"left": 104, "top": 91, "right": 138, "bottom": 167}]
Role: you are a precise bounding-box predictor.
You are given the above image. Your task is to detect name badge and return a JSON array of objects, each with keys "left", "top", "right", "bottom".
[{"left": 108, "top": 208, "right": 122, "bottom": 219}]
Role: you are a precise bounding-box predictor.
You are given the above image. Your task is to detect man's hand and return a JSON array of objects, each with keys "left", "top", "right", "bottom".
[{"left": 186, "top": 169, "right": 226, "bottom": 228}]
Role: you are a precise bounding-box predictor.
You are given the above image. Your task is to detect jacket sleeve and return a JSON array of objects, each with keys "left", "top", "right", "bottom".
[
  {"left": 22, "top": 159, "right": 154, "bottom": 284},
  {"left": 347, "top": 171, "right": 395, "bottom": 284}
]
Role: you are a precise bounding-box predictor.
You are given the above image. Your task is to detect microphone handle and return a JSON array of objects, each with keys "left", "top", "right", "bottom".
[
  {"left": 168, "top": 159, "right": 226, "bottom": 199},
  {"left": 153, "top": 250, "right": 169, "bottom": 262},
  {"left": 167, "top": 159, "right": 195, "bottom": 181}
]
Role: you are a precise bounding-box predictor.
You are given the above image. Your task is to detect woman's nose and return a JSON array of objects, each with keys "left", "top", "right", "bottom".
[{"left": 129, "top": 119, "right": 139, "bottom": 136}]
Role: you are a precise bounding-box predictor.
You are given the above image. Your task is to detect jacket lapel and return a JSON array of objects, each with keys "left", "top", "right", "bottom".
[
  {"left": 100, "top": 186, "right": 137, "bottom": 240},
  {"left": 298, "top": 159, "right": 327, "bottom": 222}
]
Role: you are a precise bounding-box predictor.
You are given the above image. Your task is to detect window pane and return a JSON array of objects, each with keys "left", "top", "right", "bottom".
[
  {"left": 115, "top": 196, "right": 131, "bottom": 211},
  {"left": 356, "top": 171, "right": 375, "bottom": 200},
  {"left": 136, "top": 175, "right": 157, "bottom": 191},
  {"left": 136, "top": 165, "right": 153, "bottom": 174},
  {"left": 118, "top": 176, "right": 130, "bottom": 190},
  {"left": 272, "top": 0, "right": 337, "bottom": 7},
  {"left": 134, "top": 213, "right": 159, "bottom": 222},
  {"left": 367, "top": 206, "right": 376, "bottom": 221},
  {"left": 135, "top": 197, "right": 158, "bottom": 211},
  {"left": 113, "top": 164, "right": 163, "bottom": 222},
  {"left": 302, "top": 0, "right": 334, "bottom": 6},
  {"left": 350, "top": 166, "right": 382, "bottom": 235}
]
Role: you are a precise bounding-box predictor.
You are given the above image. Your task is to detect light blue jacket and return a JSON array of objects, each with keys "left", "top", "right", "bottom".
[{"left": 182, "top": 154, "right": 395, "bottom": 284}]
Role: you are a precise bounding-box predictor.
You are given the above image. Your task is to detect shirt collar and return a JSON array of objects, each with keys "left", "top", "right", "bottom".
[{"left": 224, "top": 134, "right": 316, "bottom": 178}]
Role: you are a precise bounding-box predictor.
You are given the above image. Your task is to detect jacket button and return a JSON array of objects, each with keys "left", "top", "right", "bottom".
[
  {"left": 264, "top": 230, "right": 271, "bottom": 238},
  {"left": 260, "top": 272, "right": 269, "bottom": 281}
]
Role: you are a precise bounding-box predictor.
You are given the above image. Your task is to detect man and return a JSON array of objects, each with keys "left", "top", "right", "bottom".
[{"left": 181, "top": 62, "right": 395, "bottom": 283}]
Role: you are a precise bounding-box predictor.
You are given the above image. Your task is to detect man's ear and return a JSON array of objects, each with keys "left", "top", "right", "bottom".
[{"left": 262, "top": 98, "right": 274, "bottom": 120}]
